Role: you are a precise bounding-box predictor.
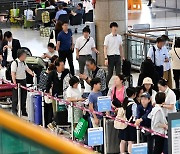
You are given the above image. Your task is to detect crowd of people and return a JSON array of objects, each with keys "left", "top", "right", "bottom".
[
  {"left": 0, "top": 16, "right": 179, "bottom": 153},
  {"left": 35, "top": 0, "right": 92, "bottom": 28}
]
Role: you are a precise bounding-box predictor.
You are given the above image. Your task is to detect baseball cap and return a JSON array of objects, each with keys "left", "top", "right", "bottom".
[
  {"left": 143, "top": 77, "right": 153, "bottom": 85},
  {"left": 141, "top": 92, "right": 151, "bottom": 99}
]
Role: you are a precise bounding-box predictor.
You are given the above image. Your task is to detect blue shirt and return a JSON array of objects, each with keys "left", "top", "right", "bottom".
[
  {"left": 55, "top": 10, "right": 67, "bottom": 20},
  {"left": 88, "top": 91, "right": 102, "bottom": 119},
  {"left": 57, "top": 29, "right": 72, "bottom": 51},
  {"left": 137, "top": 103, "right": 152, "bottom": 128}
]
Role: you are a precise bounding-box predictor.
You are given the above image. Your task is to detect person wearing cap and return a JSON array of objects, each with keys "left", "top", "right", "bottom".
[
  {"left": 135, "top": 92, "right": 153, "bottom": 154},
  {"left": 147, "top": 37, "right": 169, "bottom": 79},
  {"left": 75, "top": 26, "right": 99, "bottom": 89},
  {"left": 142, "top": 77, "right": 157, "bottom": 105}
]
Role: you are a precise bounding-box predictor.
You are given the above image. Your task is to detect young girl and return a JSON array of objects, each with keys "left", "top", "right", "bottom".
[
  {"left": 119, "top": 87, "right": 137, "bottom": 154},
  {"left": 148, "top": 92, "right": 168, "bottom": 154}
]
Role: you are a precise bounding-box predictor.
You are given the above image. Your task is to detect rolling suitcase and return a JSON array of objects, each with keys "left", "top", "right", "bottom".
[
  {"left": 27, "top": 92, "right": 36, "bottom": 122},
  {"left": 34, "top": 95, "right": 42, "bottom": 125},
  {"left": 105, "top": 119, "right": 120, "bottom": 154},
  {"left": 0, "top": 84, "right": 13, "bottom": 98}
]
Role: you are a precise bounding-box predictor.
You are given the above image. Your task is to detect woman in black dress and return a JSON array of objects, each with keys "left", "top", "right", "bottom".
[{"left": 119, "top": 87, "right": 137, "bottom": 154}]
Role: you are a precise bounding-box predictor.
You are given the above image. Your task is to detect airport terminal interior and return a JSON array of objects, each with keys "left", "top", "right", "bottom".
[{"left": 0, "top": 0, "right": 180, "bottom": 153}]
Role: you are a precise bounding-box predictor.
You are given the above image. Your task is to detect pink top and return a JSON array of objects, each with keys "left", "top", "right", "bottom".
[{"left": 111, "top": 86, "right": 125, "bottom": 103}]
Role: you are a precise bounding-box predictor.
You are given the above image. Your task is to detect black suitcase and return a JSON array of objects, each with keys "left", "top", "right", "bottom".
[
  {"left": 105, "top": 119, "right": 120, "bottom": 154},
  {"left": 122, "top": 60, "right": 131, "bottom": 77}
]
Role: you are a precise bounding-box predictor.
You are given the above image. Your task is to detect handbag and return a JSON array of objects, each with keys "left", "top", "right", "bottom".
[{"left": 112, "top": 87, "right": 122, "bottom": 108}]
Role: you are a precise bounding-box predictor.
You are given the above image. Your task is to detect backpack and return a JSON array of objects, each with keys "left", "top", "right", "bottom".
[
  {"left": 42, "top": 11, "right": 50, "bottom": 23},
  {"left": 114, "top": 101, "right": 134, "bottom": 130},
  {"left": 6, "top": 60, "right": 25, "bottom": 81}
]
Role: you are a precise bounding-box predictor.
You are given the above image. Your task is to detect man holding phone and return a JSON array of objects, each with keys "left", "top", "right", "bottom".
[{"left": 0, "top": 31, "right": 21, "bottom": 67}]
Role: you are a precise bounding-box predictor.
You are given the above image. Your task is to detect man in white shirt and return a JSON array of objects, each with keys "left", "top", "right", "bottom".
[
  {"left": 41, "top": 43, "right": 59, "bottom": 59},
  {"left": 11, "top": 49, "right": 34, "bottom": 116},
  {"left": 104, "top": 22, "right": 125, "bottom": 85},
  {"left": 75, "top": 26, "right": 99, "bottom": 89},
  {"left": 147, "top": 37, "right": 169, "bottom": 79}
]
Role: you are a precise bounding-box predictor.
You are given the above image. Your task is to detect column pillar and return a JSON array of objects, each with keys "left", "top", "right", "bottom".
[{"left": 95, "top": 0, "right": 127, "bottom": 66}]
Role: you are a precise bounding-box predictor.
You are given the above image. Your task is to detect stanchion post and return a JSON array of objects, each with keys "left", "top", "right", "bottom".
[
  {"left": 71, "top": 102, "right": 74, "bottom": 140},
  {"left": 103, "top": 116, "right": 107, "bottom": 154},
  {"left": 41, "top": 92, "right": 45, "bottom": 128},
  {"left": 136, "top": 126, "right": 140, "bottom": 144},
  {"left": 17, "top": 83, "right": 21, "bottom": 117}
]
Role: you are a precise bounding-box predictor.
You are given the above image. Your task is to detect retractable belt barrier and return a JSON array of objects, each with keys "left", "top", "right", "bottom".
[{"left": 0, "top": 79, "right": 168, "bottom": 139}]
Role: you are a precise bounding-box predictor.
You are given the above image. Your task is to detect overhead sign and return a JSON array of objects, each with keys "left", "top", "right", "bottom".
[
  {"left": 97, "top": 96, "right": 111, "bottom": 112},
  {"left": 88, "top": 127, "right": 103, "bottom": 146},
  {"left": 132, "top": 143, "right": 147, "bottom": 154}
]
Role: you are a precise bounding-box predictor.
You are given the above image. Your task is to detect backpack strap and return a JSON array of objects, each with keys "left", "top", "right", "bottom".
[
  {"left": 78, "top": 37, "right": 90, "bottom": 52},
  {"left": 15, "top": 60, "right": 18, "bottom": 67},
  {"left": 113, "top": 87, "right": 117, "bottom": 100},
  {"left": 152, "top": 46, "right": 156, "bottom": 66}
]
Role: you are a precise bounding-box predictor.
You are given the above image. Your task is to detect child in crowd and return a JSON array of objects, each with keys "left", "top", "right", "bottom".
[
  {"left": 41, "top": 43, "right": 59, "bottom": 59},
  {"left": 88, "top": 78, "right": 102, "bottom": 128},
  {"left": 119, "top": 87, "right": 137, "bottom": 154},
  {"left": 135, "top": 92, "right": 153, "bottom": 154},
  {"left": 148, "top": 92, "right": 168, "bottom": 154}
]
